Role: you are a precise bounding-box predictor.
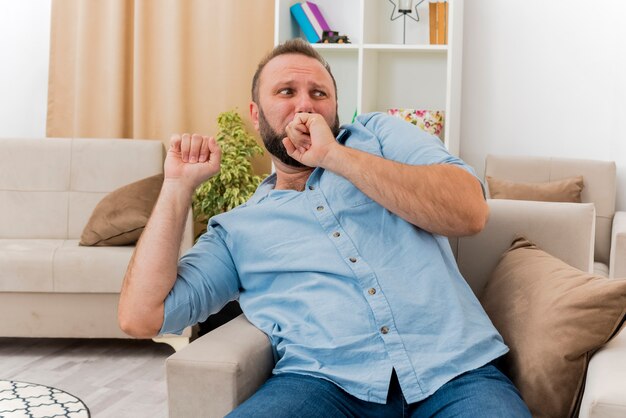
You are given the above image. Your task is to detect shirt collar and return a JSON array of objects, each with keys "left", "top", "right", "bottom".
[
  {"left": 336, "top": 128, "right": 351, "bottom": 145},
  {"left": 247, "top": 173, "right": 277, "bottom": 205},
  {"left": 247, "top": 128, "right": 350, "bottom": 205}
]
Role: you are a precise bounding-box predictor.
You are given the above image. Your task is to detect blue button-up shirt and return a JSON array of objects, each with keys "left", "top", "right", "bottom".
[{"left": 160, "top": 112, "right": 508, "bottom": 404}]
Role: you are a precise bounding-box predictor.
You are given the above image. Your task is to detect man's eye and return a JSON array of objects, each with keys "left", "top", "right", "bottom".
[
  {"left": 313, "top": 90, "right": 327, "bottom": 97},
  {"left": 278, "top": 88, "right": 293, "bottom": 95}
]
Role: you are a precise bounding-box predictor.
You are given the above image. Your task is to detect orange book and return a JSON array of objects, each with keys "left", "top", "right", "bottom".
[
  {"left": 436, "top": 1, "right": 448, "bottom": 45},
  {"left": 444, "top": 1, "right": 449, "bottom": 44},
  {"left": 429, "top": 2, "right": 437, "bottom": 45}
]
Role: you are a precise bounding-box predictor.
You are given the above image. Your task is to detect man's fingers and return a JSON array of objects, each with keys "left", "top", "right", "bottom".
[
  {"left": 198, "top": 136, "right": 210, "bottom": 162},
  {"left": 178, "top": 133, "right": 214, "bottom": 164},
  {"left": 285, "top": 123, "right": 295, "bottom": 139},
  {"left": 207, "top": 137, "right": 222, "bottom": 166},
  {"left": 294, "top": 112, "right": 312, "bottom": 125},
  {"left": 282, "top": 137, "right": 297, "bottom": 156},
  {"left": 180, "top": 133, "right": 191, "bottom": 162},
  {"left": 295, "top": 124, "right": 309, "bottom": 134},
  {"left": 285, "top": 121, "right": 311, "bottom": 152},
  {"left": 188, "top": 134, "right": 203, "bottom": 163},
  {"left": 169, "top": 134, "right": 182, "bottom": 152}
]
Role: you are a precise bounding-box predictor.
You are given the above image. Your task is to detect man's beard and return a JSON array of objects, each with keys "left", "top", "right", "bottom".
[{"left": 258, "top": 106, "right": 341, "bottom": 168}]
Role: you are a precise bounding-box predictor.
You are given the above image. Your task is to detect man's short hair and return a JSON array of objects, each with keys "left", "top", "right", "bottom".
[{"left": 251, "top": 38, "right": 337, "bottom": 104}]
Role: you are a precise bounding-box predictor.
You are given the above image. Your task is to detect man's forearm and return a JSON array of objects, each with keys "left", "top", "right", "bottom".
[
  {"left": 118, "top": 179, "right": 194, "bottom": 338},
  {"left": 322, "top": 146, "right": 488, "bottom": 237}
]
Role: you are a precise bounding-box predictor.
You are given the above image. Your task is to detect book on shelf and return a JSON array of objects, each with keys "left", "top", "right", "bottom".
[
  {"left": 301, "top": 2, "right": 324, "bottom": 39},
  {"left": 302, "top": 1, "right": 331, "bottom": 39},
  {"left": 438, "top": 1, "right": 448, "bottom": 44},
  {"left": 290, "top": 3, "right": 320, "bottom": 43},
  {"left": 429, "top": 2, "right": 437, "bottom": 45},
  {"left": 429, "top": 1, "right": 448, "bottom": 45}
]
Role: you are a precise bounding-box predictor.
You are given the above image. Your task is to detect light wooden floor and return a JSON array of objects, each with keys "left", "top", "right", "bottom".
[{"left": 0, "top": 337, "right": 175, "bottom": 418}]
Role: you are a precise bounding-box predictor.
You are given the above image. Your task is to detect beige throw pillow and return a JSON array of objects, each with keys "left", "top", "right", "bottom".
[
  {"left": 486, "top": 175, "right": 584, "bottom": 202},
  {"left": 480, "top": 237, "right": 626, "bottom": 418},
  {"left": 80, "top": 174, "right": 163, "bottom": 246}
]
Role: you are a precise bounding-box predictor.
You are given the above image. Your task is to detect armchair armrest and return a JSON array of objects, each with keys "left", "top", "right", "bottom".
[
  {"left": 166, "top": 314, "right": 273, "bottom": 418},
  {"left": 455, "top": 200, "right": 596, "bottom": 297},
  {"left": 578, "top": 323, "right": 626, "bottom": 418},
  {"left": 610, "top": 211, "right": 626, "bottom": 279}
]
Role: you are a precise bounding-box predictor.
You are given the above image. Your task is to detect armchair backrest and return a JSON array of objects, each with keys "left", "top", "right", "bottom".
[
  {"left": 484, "top": 154, "right": 616, "bottom": 265},
  {"left": 450, "top": 199, "right": 596, "bottom": 298}
]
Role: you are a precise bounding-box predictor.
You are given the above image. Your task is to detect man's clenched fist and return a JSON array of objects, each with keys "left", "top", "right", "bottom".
[{"left": 165, "top": 133, "right": 222, "bottom": 191}]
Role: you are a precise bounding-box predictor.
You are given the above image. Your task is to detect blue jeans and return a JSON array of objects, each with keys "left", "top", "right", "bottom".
[{"left": 226, "top": 362, "right": 531, "bottom": 418}]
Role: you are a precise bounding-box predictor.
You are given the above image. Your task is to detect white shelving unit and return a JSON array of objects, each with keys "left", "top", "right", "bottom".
[{"left": 274, "top": 0, "right": 463, "bottom": 155}]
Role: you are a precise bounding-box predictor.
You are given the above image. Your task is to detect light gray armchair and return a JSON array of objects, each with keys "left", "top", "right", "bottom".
[
  {"left": 485, "top": 154, "right": 626, "bottom": 279},
  {"left": 167, "top": 199, "right": 626, "bottom": 417}
]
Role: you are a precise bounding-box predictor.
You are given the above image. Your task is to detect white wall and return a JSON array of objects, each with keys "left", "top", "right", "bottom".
[
  {"left": 0, "top": 1, "right": 51, "bottom": 138},
  {"left": 461, "top": 0, "right": 626, "bottom": 210}
]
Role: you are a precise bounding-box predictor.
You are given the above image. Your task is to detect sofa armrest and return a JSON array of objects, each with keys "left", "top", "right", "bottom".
[
  {"left": 455, "top": 200, "right": 596, "bottom": 297},
  {"left": 166, "top": 314, "right": 274, "bottom": 418},
  {"left": 578, "top": 323, "right": 626, "bottom": 418},
  {"left": 610, "top": 211, "right": 626, "bottom": 279}
]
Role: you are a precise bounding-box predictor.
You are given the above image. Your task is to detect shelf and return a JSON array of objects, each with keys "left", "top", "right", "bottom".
[
  {"left": 361, "top": 49, "right": 447, "bottom": 115},
  {"left": 312, "top": 44, "right": 447, "bottom": 52},
  {"left": 363, "top": 0, "right": 432, "bottom": 45},
  {"left": 312, "top": 43, "right": 359, "bottom": 50},
  {"left": 275, "top": 0, "right": 463, "bottom": 154},
  {"left": 362, "top": 44, "right": 447, "bottom": 52}
]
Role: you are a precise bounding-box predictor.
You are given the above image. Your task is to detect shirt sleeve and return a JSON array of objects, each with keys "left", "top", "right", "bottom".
[
  {"left": 356, "top": 112, "right": 485, "bottom": 196},
  {"left": 159, "top": 224, "right": 240, "bottom": 335}
]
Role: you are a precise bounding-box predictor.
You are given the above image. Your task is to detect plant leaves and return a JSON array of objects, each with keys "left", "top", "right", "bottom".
[{"left": 192, "top": 109, "right": 266, "bottom": 227}]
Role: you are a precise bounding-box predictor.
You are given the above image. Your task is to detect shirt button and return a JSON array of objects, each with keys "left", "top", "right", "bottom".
[
  {"left": 317, "top": 205, "right": 324, "bottom": 211},
  {"left": 368, "top": 288, "right": 376, "bottom": 295},
  {"left": 349, "top": 257, "right": 357, "bottom": 263},
  {"left": 308, "top": 185, "right": 315, "bottom": 190},
  {"left": 333, "top": 232, "right": 341, "bottom": 238},
  {"left": 380, "top": 326, "right": 389, "bottom": 335}
]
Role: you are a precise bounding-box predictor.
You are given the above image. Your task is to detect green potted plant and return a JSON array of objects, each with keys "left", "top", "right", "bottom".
[{"left": 192, "top": 110, "right": 265, "bottom": 235}]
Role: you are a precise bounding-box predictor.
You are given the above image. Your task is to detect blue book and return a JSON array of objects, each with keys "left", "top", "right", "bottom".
[{"left": 290, "top": 3, "right": 320, "bottom": 43}]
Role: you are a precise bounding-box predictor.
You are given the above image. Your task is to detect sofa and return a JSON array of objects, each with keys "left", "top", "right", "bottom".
[
  {"left": 0, "top": 137, "right": 193, "bottom": 349},
  {"left": 484, "top": 154, "right": 625, "bottom": 278},
  {"left": 166, "top": 199, "right": 626, "bottom": 417}
]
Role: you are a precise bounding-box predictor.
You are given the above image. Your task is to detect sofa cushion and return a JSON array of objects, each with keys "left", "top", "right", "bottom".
[
  {"left": 80, "top": 174, "right": 163, "bottom": 246},
  {"left": 480, "top": 237, "right": 626, "bottom": 418},
  {"left": 486, "top": 175, "right": 584, "bottom": 203},
  {"left": 54, "top": 240, "right": 135, "bottom": 293},
  {"left": 0, "top": 191, "right": 69, "bottom": 239},
  {"left": 0, "top": 239, "right": 63, "bottom": 292},
  {"left": 0, "top": 239, "right": 135, "bottom": 293},
  {"left": 0, "top": 138, "right": 71, "bottom": 191},
  {"left": 70, "top": 138, "right": 164, "bottom": 193}
]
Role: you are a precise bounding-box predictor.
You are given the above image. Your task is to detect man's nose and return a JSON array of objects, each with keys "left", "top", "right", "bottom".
[{"left": 295, "top": 94, "right": 314, "bottom": 114}]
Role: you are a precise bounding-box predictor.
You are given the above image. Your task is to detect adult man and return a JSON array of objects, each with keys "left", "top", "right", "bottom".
[{"left": 118, "top": 39, "right": 531, "bottom": 417}]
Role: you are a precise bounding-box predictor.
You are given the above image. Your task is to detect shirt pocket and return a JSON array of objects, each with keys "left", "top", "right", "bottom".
[
  {"left": 326, "top": 141, "right": 382, "bottom": 207},
  {"left": 322, "top": 172, "right": 374, "bottom": 208}
]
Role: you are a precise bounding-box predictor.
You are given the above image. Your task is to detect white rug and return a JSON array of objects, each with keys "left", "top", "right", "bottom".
[{"left": 0, "top": 380, "right": 89, "bottom": 418}]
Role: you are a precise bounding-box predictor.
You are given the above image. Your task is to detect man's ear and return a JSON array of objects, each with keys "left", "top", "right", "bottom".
[{"left": 250, "top": 101, "right": 260, "bottom": 131}]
